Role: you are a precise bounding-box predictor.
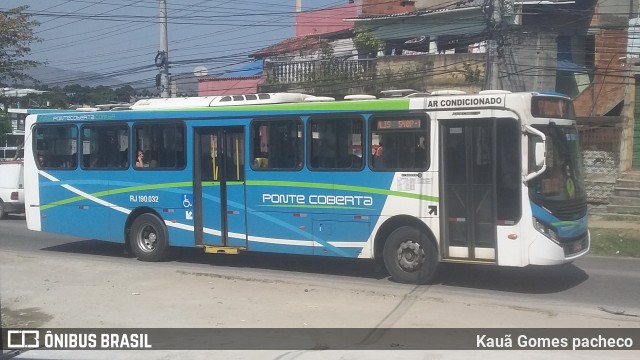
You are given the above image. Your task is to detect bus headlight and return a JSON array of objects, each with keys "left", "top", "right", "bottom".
[{"left": 533, "top": 218, "right": 559, "bottom": 243}]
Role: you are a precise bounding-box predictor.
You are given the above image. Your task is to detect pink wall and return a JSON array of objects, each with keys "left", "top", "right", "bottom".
[
  {"left": 198, "top": 77, "right": 262, "bottom": 96},
  {"left": 295, "top": 3, "right": 356, "bottom": 37}
]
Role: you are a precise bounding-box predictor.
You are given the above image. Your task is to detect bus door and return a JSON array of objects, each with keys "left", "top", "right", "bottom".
[
  {"left": 193, "top": 126, "right": 247, "bottom": 249},
  {"left": 441, "top": 119, "right": 497, "bottom": 262}
]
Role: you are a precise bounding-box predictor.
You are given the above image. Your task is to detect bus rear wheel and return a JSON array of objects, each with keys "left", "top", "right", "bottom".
[
  {"left": 130, "top": 213, "right": 169, "bottom": 262},
  {"left": 383, "top": 226, "right": 438, "bottom": 284}
]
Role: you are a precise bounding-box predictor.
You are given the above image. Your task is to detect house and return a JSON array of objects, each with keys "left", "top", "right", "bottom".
[
  {"left": 251, "top": 0, "right": 639, "bottom": 211},
  {"left": 255, "top": 1, "right": 488, "bottom": 96},
  {"left": 197, "top": 61, "right": 264, "bottom": 96},
  {"left": 253, "top": 2, "right": 360, "bottom": 95}
]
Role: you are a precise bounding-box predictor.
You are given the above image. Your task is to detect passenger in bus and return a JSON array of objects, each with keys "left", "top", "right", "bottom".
[
  {"left": 415, "top": 137, "right": 428, "bottom": 168},
  {"left": 38, "top": 155, "right": 46, "bottom": 168},
  {"left": 372, "top": 143, "right": 383, "bottom": 167},
  {"left": 144, "top": 150, "right": 156, "bottom": 167},
  {"left": 135, "top": 150, "right": 145, "bottom": 168}
]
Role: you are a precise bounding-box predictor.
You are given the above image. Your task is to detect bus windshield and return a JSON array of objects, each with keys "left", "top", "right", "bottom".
[{"left": 529, "top": 124, "right": 586, "bottom": 204}]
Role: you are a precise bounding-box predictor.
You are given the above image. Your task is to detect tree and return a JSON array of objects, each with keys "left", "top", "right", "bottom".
[
  {"left": 353, "top": 27, "right": 384, "bottom": 59},
  {"left": 0, "top": 6, "right": 40, "bottom": 143},
  {"left": 0, "top": 6, "right": 40, "bottom": 84}
]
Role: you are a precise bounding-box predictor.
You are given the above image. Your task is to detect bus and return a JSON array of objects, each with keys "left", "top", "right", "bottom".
[{"left": 23, "top": 90, "right": 589, "bottom": 284}]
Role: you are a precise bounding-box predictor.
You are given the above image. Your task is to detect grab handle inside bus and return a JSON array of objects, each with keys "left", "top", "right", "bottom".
[{"left": 524, "top": 125, "right": 546, "bottom": 183}]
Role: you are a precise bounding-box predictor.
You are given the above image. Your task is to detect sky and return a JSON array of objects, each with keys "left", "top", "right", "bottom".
[{"left": 2, "top": 0, "right": 346, "bottom": 89}]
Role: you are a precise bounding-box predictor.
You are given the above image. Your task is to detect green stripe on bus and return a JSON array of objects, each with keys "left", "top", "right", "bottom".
[
  {"left": 256, "top": 205, "right": 371, "bottom": 210},
  {"left": 246, "top": 180, "right": 439, "bottom": 202},
  {"left": 146, "top": 99, "right": 411, "bottom": 113},
  {"left": 39, "top": 178, "right": 438, "bottom": 210},
  {"left": 40, "top": 181, "right": 192, "bottom": 210}
]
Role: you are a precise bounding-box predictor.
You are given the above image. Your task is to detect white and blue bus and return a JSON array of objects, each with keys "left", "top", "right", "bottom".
[{"left": 24, "top": 90, "right": 589, "bottom": 284}]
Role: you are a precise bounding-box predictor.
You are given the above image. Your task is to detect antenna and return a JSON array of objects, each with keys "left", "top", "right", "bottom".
[{"left": 193, "top": 66, "right": 208, "bottom": 77}]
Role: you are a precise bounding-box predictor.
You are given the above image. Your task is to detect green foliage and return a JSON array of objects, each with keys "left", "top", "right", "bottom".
[
  {"left": 319, "top": 42, "right": 334, "bottom": 59},
  {"left": 22, "top": 84, "right": 140, "bottom": 108},
  {"left": 0, "top": 6, "right": 41, "bottom": 84},
  {"left": 461, "top": 62, "right": 482, "bottom": 83},
  {"left": 590, "top": 227, "right": 640, "bottom": 258},
  {"left": 450, "top": 62, "right": 483, "bottom": 84},
  {"left": 353, "top": 27, "right": 384, "bottom": 56}
]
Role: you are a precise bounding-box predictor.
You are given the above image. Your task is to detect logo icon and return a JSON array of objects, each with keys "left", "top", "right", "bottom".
[
  {"left": 182, "top": 194, "right": 193, "bottom": 208},
  {"left": 7, "top": 330, "right": 40, "bottom": 348}
]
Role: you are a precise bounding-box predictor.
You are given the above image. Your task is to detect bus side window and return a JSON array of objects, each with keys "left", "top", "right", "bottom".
[
  {"left": 81, "top": 124, "right": 129, "bottom": 170},
  {"left": 34, "top": 125, "right": 78, "bottom": 170},
  {"left": 133, "top": 122, "right": 185, "bottom": 170},
  {"left": 308, "top": 115, "right": 363, "bottom": 171},
  {"left": 251, "top": 118, "right": 302, "bottom": 171},
  {"left": 369, "top": 114, "right": 429, "bottom": 172}
]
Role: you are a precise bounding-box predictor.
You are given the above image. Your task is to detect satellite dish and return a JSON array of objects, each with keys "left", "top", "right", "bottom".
[{"left": 193, "top": 65, "right": 208, "bottom": 77}]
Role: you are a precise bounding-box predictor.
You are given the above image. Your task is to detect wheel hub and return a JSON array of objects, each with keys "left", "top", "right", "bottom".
[
  {"left": 139, "top": 226, "right": 157, "bottom": 252},
  {"left": 397, "top": 241, "right": 424, "bottom": 271}
]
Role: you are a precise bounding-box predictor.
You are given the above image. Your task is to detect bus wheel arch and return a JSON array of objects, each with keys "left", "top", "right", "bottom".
[
  {"left": 375, "top": 216, "right": 439, "bottom": 284},
  {"left": 125, "top": 208, "right": 169, "bottom": 262}
]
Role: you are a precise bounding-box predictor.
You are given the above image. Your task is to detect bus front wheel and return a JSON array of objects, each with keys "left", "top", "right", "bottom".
[
  {"left": 383, "top": 226, "right": 438, "bottom": 284},
  {"left": 130, "top": 213, "right": 169, "bottom": 262}
]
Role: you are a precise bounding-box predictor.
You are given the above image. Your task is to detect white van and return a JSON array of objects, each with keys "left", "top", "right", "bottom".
[{"left": 0, "top": 161, "right": 25, "bottom": 219}]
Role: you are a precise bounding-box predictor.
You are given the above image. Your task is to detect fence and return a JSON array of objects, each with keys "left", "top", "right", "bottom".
[
  {"left": 578, "top": 124, "right": 622, "bottom": 204},
  {"left": 264, "top": 59, "right": 374, "bottom": 85}
]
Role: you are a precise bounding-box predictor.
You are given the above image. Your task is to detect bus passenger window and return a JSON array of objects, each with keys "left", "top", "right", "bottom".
[
  {"left": 81, "top": 125, "right": 129, "bottom": 170},
  {"left": 250, "top": 119, "right": 302, "bottom": 170},
  {"left": 133, "top": 123, "right": 186, "bottom": 170},
  {"left": 369, "top": 114, "right": 429, "bottom": 172},
  {"left": 33, "top": 125, "right": 78, "bottom": 170},
  {"left": 307, "top": 116, "right": 363, "bottom": 171}
]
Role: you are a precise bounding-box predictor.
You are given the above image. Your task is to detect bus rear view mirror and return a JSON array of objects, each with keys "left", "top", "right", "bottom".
[
  {"left": 535, "top": 142, "right": 545, "bottom": 168},
  {"left": 524, "top": 125, "right": 547, "bottom": 182}
]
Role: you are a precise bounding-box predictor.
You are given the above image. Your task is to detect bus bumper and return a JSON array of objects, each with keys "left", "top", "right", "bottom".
[
  {"left": 528, "top": 230, "right": 590, "bottom": 265},
  {"left": 1, "top": 201, "right": 25, "bottom": 215}
]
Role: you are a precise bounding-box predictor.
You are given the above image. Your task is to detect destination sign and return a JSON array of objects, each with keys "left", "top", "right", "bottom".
[
  {"left": 531, "top": 96, "right": 574, "bottom": 119},
  {"left": 376, "top": 118, "right": 422, "bottom": 130}
]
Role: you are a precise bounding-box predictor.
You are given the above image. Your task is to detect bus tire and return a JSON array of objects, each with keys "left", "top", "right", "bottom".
[
  {"left": 383, "top": 226, "right": 438, "bottom": 284},
  {"left": 130, "top": 213, "right": 169, "bottom": 262}
]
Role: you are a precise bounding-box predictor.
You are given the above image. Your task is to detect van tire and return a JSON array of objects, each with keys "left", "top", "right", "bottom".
[
  {"left": 129, "top": 213, "right": 169, "bottom": 261},
  {"left": 383, "top": 226, "right": 439, "bottom": 284},
  {"left": 0, "top": 200, "right": 5, "bottom": 219}
]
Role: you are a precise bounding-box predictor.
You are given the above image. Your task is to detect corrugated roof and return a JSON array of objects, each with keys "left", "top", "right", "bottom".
[
  {"left": 351, "top": 0, "right": 481, "bottom": 21},
  {"left": 351, "top": 0, "right": 574, "bottom": 21}
]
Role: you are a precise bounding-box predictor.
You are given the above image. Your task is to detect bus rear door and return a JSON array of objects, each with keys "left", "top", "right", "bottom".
[{"left": 193, "top": 126, "right": 247, "bottom": 251}]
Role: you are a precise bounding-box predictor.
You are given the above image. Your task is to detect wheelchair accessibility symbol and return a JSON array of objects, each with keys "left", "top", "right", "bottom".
[{"left": 182, "top": 194, "right": 193, "bottom": 208}]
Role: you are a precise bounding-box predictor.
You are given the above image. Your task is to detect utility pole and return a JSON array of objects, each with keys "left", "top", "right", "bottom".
[
  {"left": 158, "top": 0, "right": 170, "bottom": 98},
  {"left": 485, "top": 0, "right": 502, "bottom": 90}
]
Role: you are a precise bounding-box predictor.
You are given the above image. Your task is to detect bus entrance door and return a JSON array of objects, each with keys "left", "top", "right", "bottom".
[
  {"left": 194, "top": 126, "right": 247, "bottom": 252},
  {"left": 441, "top": 120, "right": 497, "bottom": 262}
]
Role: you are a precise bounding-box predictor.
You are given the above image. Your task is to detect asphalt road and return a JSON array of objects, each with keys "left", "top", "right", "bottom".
[{"left": 1, "top": 215, "right": 639, "bottom": 314}]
